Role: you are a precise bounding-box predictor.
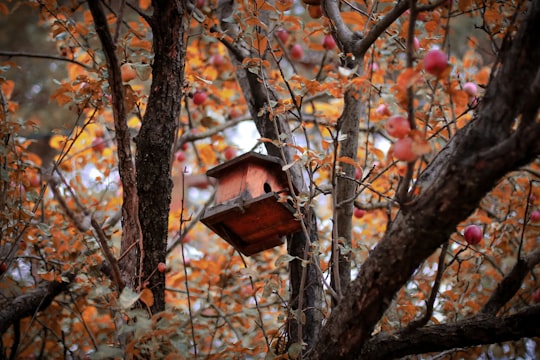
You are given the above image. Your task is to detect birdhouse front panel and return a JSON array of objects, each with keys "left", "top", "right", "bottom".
[
  {"left": 201, "top": 152, "right": 302, "bottom": 256},
  {"left": 213, "top": 166, "right": 248, "bottom": 204}
]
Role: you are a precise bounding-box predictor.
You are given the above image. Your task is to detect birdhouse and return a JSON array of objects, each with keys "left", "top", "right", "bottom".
[{"left": 200, "top": 152, "right": 301, "bottom": 256}]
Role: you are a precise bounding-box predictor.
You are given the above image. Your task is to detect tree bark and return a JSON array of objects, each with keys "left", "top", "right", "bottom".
[
  {"left": 0, "top": 275, "right": 73, "bottom": 334},
  {"left": 331, "top": 88, "right": 363, "bottom": 301},
  {"left": 134, "top": 1, "right": 186, "bottom": 313},
  {"left": 360, "top": 305, "right": 540, "bottom": 360},
  {"left": 311, "top": 1, "right": 540, "bottom": 358},
  {"left": 88, "top": 0, "right": 139, "bottom": 292}
]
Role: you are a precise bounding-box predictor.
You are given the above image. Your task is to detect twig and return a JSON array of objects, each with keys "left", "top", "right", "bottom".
[
  {"left": 404, "top": 241, "right": 448, "bottom": 332},
  {"left": 0, "top": 51, "right": 90, "bottom": 69},
  {"left": 238, "top": 253, "right": 271, "bottom": 349},
  {"left": 90, "top": 216, "right": 124, "bottom": 291},
  {"left": 179, "top": 170, "right": 198, "bottom": 358},
  {"left": 209, "top": 303, "right": 241, "bottom": 341}
]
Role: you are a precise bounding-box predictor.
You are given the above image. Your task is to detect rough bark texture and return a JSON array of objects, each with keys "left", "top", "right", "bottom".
[
  {"left": 88, "top": 0, "right": 139, "bottom": 291},
  {"left": 0, "top": 275, "right": 73, "bottom": 334},
  {"left": 360, "top": 305, "right": 540, "bottom": 360},
  {"left": 135, "top": 1, "right": 186, "bottom": 313},
  {"left": 332, "top": 89, "right": 362, "bottom": 300},
  {"left": 311, "top": 2, "right": 540, "bottom": 358}
]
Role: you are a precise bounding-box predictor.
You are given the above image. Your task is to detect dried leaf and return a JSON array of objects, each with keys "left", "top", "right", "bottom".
[{"left": 139, "top": 288, "right": 154, "bottom": 307}]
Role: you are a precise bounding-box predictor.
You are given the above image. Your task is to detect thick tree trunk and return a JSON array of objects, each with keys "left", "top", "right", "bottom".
[
  {"left": 311, "top": 2, "right": 540, "bottom": 358},
  {"left": 135, "top": 1, "right": 186, "bottom": 313}
]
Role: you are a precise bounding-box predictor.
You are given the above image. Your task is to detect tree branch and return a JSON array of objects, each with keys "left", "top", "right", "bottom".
[
  {"left": 481, "top": 246, "right": 540, "bottom": 316},
  {"left": 311, "top": 2, "right": 540, "bottom": 358},
  {"left": 361, "top": 304, "right": 540, "bottom": 360},
  {"left": 0, "top": 51, "right": 90, "bottom": 69},
  {"left": 0, "top": 275, "right": 74, "bottom": 334},
  {"left": 88, "top": 0, "right": 142, "bottom": 290}
]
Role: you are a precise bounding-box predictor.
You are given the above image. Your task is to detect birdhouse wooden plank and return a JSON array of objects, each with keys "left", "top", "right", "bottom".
[{"left": 200, "top": 152, "right": 301, "bottom": 256}]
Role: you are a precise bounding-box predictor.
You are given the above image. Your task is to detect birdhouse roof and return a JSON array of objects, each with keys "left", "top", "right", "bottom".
[{"left": 206, "top": 151, "right": 285, "bottom": 179}]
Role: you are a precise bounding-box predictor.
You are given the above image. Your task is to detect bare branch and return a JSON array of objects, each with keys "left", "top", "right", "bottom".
[
  {"left": 361, "top": 304, "right": 540, "bottom": 360},
  {"left": 481, "top": 246, "right": 540, "bottom": 316},
  {"left": 0, "top": 51, "right": 90, "bottom": 69},
  {"left": 0, "top": 274, "right": 74, "bottom": 334},
  {"left": 88, "top": 0, "right": 142, "bottom": 290}
]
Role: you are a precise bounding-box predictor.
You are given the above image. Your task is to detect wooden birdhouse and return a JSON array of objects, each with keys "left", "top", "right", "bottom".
[{"left": 200, "top": 152, "right": 301, "bottom": 256}]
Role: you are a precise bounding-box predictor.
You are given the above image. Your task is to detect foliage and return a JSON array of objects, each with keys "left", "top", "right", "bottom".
[{"left": 0, "top": 0, "right": 539, "bottom": 359}]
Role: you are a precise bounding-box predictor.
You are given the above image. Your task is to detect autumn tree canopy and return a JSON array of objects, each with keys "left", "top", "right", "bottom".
[{"left": 1, "top": 0, "right": 540, "bottom": 359}]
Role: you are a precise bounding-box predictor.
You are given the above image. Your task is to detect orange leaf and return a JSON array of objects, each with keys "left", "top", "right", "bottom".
[
  {"left": 1, "top": 80, "right": 14, "bottom": 99},
  {"left": 0, "top": 3, "right": 8, "bottom": 15},
  {"left": 397, "top": 68, "right": 422, "bottom": 90},
  {"left": 40, "top": 271, "right": 55, "bottom": 281},
  {"left": 458, "top": 0, "right": 473, "bottom": 12},
  {"left": 139, "top": 0, "right": 151, "bottom": 10},
  {"left": 338, "top": 156, "right": 359, "bottom": 168},
  {"left": 140, "top": 288, "right": 154, "bottom": 307},
  {"left": 410, "top": 131, "right": 431, "bottom": 156}
]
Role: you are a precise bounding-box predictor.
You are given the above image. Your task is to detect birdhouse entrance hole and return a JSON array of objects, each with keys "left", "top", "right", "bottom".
[{"left": 200, "top": 152, "right": 301, "bottom": 256}]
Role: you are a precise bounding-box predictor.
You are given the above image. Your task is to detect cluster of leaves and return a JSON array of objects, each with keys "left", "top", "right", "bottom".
[{"left": 0, "top": 0, "right": 539, "bottom": 359}]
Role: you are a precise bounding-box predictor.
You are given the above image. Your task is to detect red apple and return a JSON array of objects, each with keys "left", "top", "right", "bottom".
[
  {"left": 393, "top": 137, "right": 418, "bottom": 162},
  {"left": 463, "top": 82, "right": 478, "bottom": 97},
  {"left": 276, "top": 28, "right": 289, "bottom": 43},
  {"left": 354, "top": 208, "right": 366, "bottom": 219},
  {"left": 464, "top": 225, "right": 482, "bottom": 245},
  {"left": 532, "top": 289, "right": 540, "bottom": 303},
  {"left": 355, "top": 168, "right": 362, "bottom": 180},
  {"left": 193, "top": 91, "right": 207, "bottom": 105},
  {"left": 385, "top": 115, "right": 411, "bottom": 139},
  {"left": 224, "top": 147, "right": 236, "bottom": 160},
  {"left": 0, "top": 262, "right": 6, "bottom": 274},
  {"left": 92, "top": 137, "right": 106, "bottom": 153},
  {"left": 121, "top": 63, "right": 137, "bottom": 83},
  {"left": 157, "top": 262, "right": 166, "bottom": 273},
  {"left": 175, "top": 151, "right": 186, "bottom": 162},
  {"left": 423, "top": 49, "right": 448, "bottom": 76},
  {"left": 322, "top": 34, "right": 336, "bottom": 50},
  {"left": 290, "top": 44, "right": 304, "bottom": 61},
  {"left": 530, "top": 210, "right": 540, "bottom": 222},
  {"left": 196, "top": 0, "right": 204, "bottom": 8},
  {"left": 209, "top": 54, "right": 225, "bottom": 68},
  {"left": 308, "top": 5, "right": 323, "bottom": 18},
  {"left": 376, "top": 104, "right": 392, "bottom": 116},
  {"left": 29, "top": 175, "right": 40, "bottom": 188}
]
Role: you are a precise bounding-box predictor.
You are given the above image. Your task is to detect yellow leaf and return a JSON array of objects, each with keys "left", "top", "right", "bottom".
[
  {"left": 198, "top": 143, "right": 217, "bottom": 165},
  {"left": 140, "top": 288, "right": 154, "bottom": 307}
]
